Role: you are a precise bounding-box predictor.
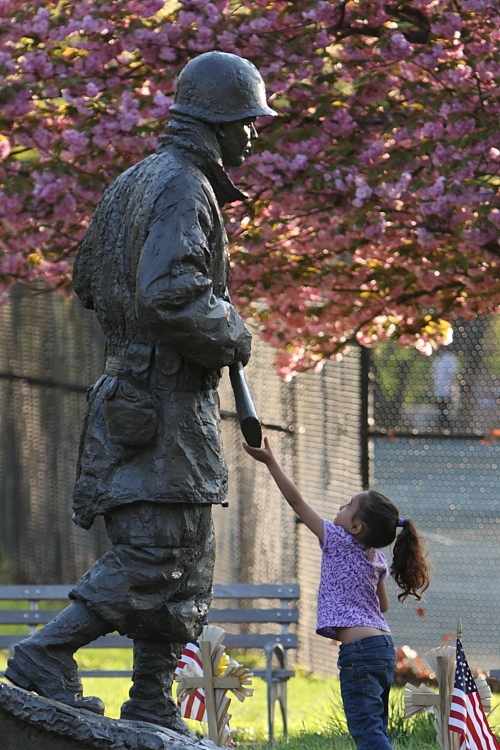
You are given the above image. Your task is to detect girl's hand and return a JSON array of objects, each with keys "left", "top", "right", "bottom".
[{"left": 243, "top": 436, "right": 275, "bottom": 465}]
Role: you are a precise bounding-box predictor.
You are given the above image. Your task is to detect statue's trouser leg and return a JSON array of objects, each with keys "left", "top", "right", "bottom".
[
  {"left": 5, "top": 599, "right": 110, "bottom": 714},
  {"left": 120, "top": 639, "right": 188, "bottom": 733},
  {"left": 72, "top": 501, "right": 216, "bottom": 732}
]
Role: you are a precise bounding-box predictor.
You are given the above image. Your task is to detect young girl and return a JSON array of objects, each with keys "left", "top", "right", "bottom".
[{"left": 243, "top": 437, "right": 430, "bottom": 750}]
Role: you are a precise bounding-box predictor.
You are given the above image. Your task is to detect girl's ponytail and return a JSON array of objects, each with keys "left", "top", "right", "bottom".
[{"left": 390, "top": 519, "right": 430, "bottom": 602}]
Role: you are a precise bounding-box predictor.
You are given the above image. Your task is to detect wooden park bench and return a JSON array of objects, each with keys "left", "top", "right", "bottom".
[{"left": 0, "top": 582, "right": 299, "bottom": 739}]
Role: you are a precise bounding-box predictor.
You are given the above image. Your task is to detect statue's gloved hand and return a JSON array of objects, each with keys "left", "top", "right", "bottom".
[{"left": 235, "top": 328, "right": 252, "bottom": 367}]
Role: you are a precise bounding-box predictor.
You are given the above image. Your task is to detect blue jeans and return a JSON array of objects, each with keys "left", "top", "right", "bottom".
[{"left": 338, "top": 635, "right": 396, "bottom": 750}]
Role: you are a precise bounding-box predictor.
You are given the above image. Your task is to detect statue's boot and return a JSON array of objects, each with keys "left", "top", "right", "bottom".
[
  {"left": 5, "top": 599, "right": 109, "bottom": 714},
  {"left": 120, "top": 639, "right": 191, "bottom": 735}
]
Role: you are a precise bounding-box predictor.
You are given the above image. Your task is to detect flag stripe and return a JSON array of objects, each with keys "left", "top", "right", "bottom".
[
  {"left": 183, "top": 689, "right": 206, "bottom": 722},
  {"left": 175, "top": 640, "right": 207, "bottom": 722},
  {"left": 175, "top": 634, "right": 233, "bottom": 742},
  {"left": 448, "top": 638, "right": 500, "bottom": 750},
  {"left": 471, "top": 697, "right": 500, "bottom": 750},
  {"left": 177, "top": 644, "right": 203, "bottom": 670},
  {"left": 468, "top": 701, "right": 487, "bottom": 749}
]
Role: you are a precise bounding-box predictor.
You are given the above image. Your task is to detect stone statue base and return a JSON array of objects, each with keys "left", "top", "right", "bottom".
[{"left": 0, "top": 681, "right": 218, "bottom": 750}]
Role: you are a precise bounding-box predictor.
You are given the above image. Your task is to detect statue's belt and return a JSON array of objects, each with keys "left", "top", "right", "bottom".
[{"left": 103, "top": 353, "right": 219, "bottom": 392}]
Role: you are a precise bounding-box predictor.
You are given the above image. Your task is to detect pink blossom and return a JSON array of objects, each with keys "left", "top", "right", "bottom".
[
  {"left": 248, "top": 16, "right": 273, "bottom": 32},
  {"left": 415, "top": 338, "right": 434, "bottom": 356},
  {"left": 188, "top": 26, "right": 215, "bottom": 51},
  {"left": 0, "top": 139, "right": 11, "bottom": 160},
  {"left": 0, "top": 0, "right": 498, "bottom": 375},
  {"left": 328, "top": 108, "right": 356, "bottom": 137},
  {"left": 442, "top": 66, "right": 472, "bottom": 87},
  {"left": 38, "top": 259, "right": 71, "bottom": 286},
  {"left": 301, "top": 1, "right": 337, "bottom": 23},
  {"left": 353, "top": 176, "right": 373, "bottom": 207},
  {"left": 177, "top": 11, "right": 198, "bottom": 26},
  {"left": 289, "top": 154, "right": 308, "bottom": 172},
  {"left": 29, "top": 7, "right": 50, "bottom": 35},
  {"left": 0, "top": 51, "right": 14, "bottom": 73},
  {"left": 62, "top": 130, "right": 88, "bottom": 153},
  {"left": 461, "top": 0, "right": 490, "bottom": 8},
  {"left": 432, "top": 12, "right": 462, "bottom": 38},
  {"left": 54, "top": 193, "right": 77, "bottom": 219},
  {"left": 420, "top": 121, "right": 444, "bottom": 139},
  {"left": 75, "top": 15, "right": 105, "bottom": 34},
  {"left": 431, "top": 142, "right": 457, "bottom": 167},
  {"left": 375, "top": 172, "right": 412, "bottom": 201},
  {"left": 417, "top": 227, "right": 437, "bottom": 248},
  {"left": 150, "top": 92, "right": 173, "bottom": 119},
  {"left": 33, "top": 173, "right": 72, "bottom": 206},
  {"left": 183, "top": 0, "right": 211, "bottom": 9},
  {"left": 86, "top": 82, "right": 101, "bottom": 97},
  {"left": 0, "top": 192, "right": 22, "bottom": 215},
  {"left": 0, "top": 252, "right": 24, "bottom": 275},
  {"left": 116, "top": 92, "right": 140, "bottom": 132},
  {"left": 446, "top": 117, "right": 475, "bottom": 138},
  {"left": 158, "top": 46, "right": 178, "bottom": 63},
  {"left": 203, "top": 3, "right": 222, "bottom": 24},
  {"left": 216, "top": 30, "right": 237, "bottom": 49},
  {"left": 128, "top": 0, "right": 165, "bottom": 17},
  {"left": 415, "top": 45, "right": 444, "bottom": 68},
  {"left": 389, "top": 33, "right": 413, "bottom": 60},
  {"left": 489, "top": 209, "right": 500, "bottom": 227}
]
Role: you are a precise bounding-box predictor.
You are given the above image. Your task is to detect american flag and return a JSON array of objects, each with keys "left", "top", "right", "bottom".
[
  {"left": 449, "top": 638, "right": 500, "bottom": 750},
  {"left": 175, "top": 641, "right": 207, "bottom": 722}
]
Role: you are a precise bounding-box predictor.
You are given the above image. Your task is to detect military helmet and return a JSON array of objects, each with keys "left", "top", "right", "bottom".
[{"left": 170, "top": 51, "right": 277, "bottom": 123}]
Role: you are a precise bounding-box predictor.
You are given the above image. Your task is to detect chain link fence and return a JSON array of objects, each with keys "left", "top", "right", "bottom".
[
  {"left": 0, "top": 286, "right": 362, "bottom": 677},
  {"left": 3, "top": 286, "right": 498, "bottom": 673},
  {"left": 369, "top": 317, "right": 500, "bottom": 671},
  {"left": 0, "top": 287, "right": 109, "bottom": 583}
]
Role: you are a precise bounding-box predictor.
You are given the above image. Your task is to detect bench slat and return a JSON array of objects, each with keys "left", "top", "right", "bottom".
[
  {"left": 0, "top": 634, "right": 133, "bottom": 649},
  {"left": 0, "top": 583, "right": 299, "bottom": 602},
  {"left": 0, "top": 585, "right": 71, "bottom": 600},
  {"left": 208, "top": 608, "right": 298, "bottom": 624},
  {"left": 222, "top": 633, "right": 298, "bottom": 649},
  {"left": 213, "top": 583, "right": 299, "bottom": 599},
  {"left": 252, "top": 669, "right": 295, "bottom": 681},
  {"left": 0, "top": 633, "right": 298, "bottom": 650},
  {"left": 79, "top": 670, "right": 132, "bottom": 678},
  {"left": 86, "top": 634, "right": 133, "bottom": 648},
  {"left": 0, "top": 611, "right": 63, "bottom": 625},
  {"left": 0, "top": 607, "right": 298, "bottom": 627},
  {"left": 0, "top": 584, "right": 299, "bottom": 652},
  {"left": 0, "top": 635, "right": 34, "bottom": 648}
]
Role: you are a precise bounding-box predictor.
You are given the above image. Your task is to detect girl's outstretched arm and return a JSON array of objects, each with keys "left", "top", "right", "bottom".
[{"left": 243, "top": 437, "right": 324, "bottom": 542}]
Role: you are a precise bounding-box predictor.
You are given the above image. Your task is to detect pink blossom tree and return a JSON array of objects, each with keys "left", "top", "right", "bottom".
[{"left": 0, "top": 0, "right": 499, "bottom": 377}]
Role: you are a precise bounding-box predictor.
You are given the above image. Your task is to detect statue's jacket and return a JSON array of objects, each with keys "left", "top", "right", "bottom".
[{"left": 72, "top": 116, "right": 251, "bottom": 530}]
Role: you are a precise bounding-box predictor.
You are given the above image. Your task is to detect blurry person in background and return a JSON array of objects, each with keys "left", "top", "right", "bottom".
[{"left": 432, "top": 348, "right": 460, "bottom": 430}]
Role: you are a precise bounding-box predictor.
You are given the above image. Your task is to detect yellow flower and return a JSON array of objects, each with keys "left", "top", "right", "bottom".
[{"left": 217, "top": 652, "right": 230, "bottom": 675}]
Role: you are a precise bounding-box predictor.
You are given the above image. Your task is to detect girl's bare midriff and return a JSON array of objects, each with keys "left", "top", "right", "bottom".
[{"left": 336, "top": 626, "right": 390, "bottom": 644}]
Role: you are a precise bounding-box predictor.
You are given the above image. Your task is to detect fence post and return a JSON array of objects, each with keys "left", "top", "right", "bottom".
[{"left": 360, "top": 345, "right": 371, "bottom": 491}]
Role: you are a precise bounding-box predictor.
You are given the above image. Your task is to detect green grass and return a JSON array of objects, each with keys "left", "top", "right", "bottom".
[{"left": 2, "top": 648, "right": 500, "bottom": 749}]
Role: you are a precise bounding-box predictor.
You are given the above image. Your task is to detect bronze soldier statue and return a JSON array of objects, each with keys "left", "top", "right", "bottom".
[{"left": 5, "top": 51, "right": 276, "bottom": 733}]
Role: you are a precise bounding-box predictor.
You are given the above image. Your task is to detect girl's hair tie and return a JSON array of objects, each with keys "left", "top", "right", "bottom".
[{"left": 397, "top": 518, "right": 405, "bottom": 528}]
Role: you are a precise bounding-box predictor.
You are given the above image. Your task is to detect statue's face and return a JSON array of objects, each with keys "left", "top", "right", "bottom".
[{"left": 215, "top": 118, "right": 257, "bottom": 168}]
